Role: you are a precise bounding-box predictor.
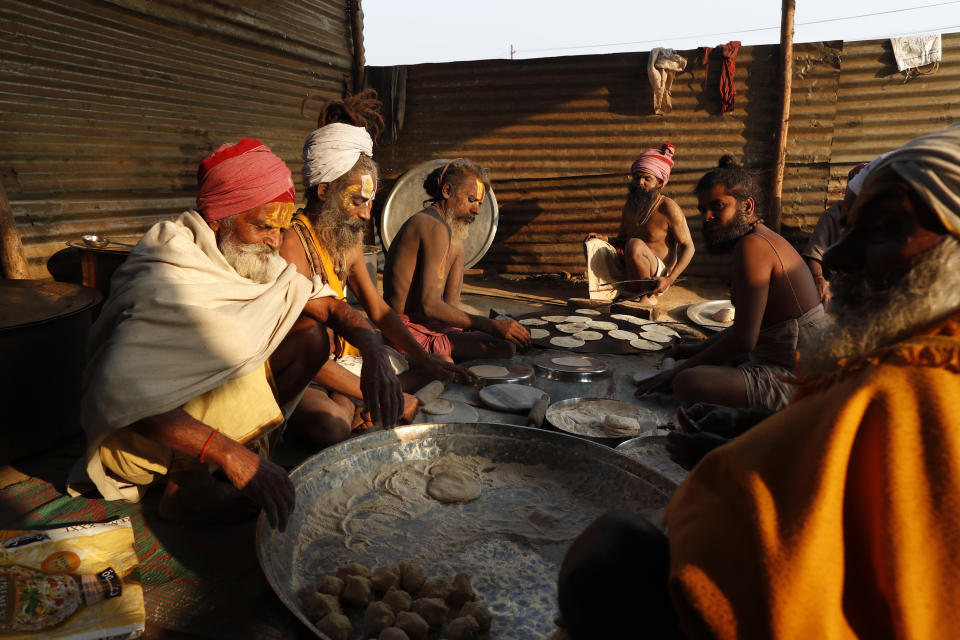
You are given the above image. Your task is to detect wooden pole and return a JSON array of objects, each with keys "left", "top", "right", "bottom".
[
  {"left": 349, "top": 0, "right": 365, "bottom": 93},
  {"left": 0, "top": 181, "right": 28, "bottom": 279},
  {"left": 769, "top": 0, "right": 795, "bottom": 233}
]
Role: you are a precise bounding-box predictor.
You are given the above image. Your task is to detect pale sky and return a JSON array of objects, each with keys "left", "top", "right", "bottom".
[{"left": 363, "top": 0, "right": 960, "bottom": 65}]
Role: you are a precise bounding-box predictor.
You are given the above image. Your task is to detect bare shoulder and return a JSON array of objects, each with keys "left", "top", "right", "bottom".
[
  {"left": 736, "top": 232, "right": 779, "bottom": 266},
  {"left": 658, "top": 196, "right": 685, "bottom": 218}
]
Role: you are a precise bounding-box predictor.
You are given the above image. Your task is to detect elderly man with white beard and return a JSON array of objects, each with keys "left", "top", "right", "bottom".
[
  {"left": 557, "top": 124, "right": 960, "bottom": 640},
  {"left": 76, "top": 139, "right": 403, "bottom": 532},
  {"left": 280, "top": 93, "right": 476, "bottom": 446}
]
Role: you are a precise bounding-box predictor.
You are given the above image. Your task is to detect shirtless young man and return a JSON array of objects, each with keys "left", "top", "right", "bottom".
[
  {"left": 280, "top": 93, "right": 474, "bottom": 445},
  {"left": 382, "top": 158, "right": 530, "bottom": 361},
  {"left": 635, "top": 156, "right": 829, "bottom": 411},
  {"left": 585, "top": 142, "right": 695, "bottom": 304}
]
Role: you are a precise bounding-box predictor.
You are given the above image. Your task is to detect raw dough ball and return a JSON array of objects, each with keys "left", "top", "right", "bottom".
[
  {"left": 379, "top": 628, "right": 411, "bottom": 640},
  {"left": 412, "top": 597, "right": 449, "bottom": 627},
  {"left": 629, "top": 338, "right": 663, "bottom": 351},
  {"left": 608, "top": 329, "right": 638, "bottom": 341},
  {"left": 421, "top": 577, "right": 454, "bottom": 600},
  {"left": 422, "top": 399, "right": 454, "bottom": 416},
  {"left": 315, "top": 612, "right": 352, "bottom": 640},
  {"left": 446, "top": 615, "right": 481, "bottom": 640},
  {"left": 399, "top": 561, "right": 428, "bottom": 593},
  {"left": 364, "top": 601, "right": 397, "bottom": 637},
  {"left": 555, "top": 322, "right": 589, "bottom": 333},
  {"left": 371, "top": 566, "right": 400, "bottom": 592},
  {"left": 382, "top": 588, "right": 413, "bottom": 613},
  {"left": 395, "top": 611, "right": 429, "bottom": 640},
  {"left": 469, "top": 364, "right": 510, "bottom": 378},
  {"left": 427, "top": 470, "right": 481, "bottom": 503},
  {"left": 541, "top": 315, "right": 569, "bottom": 323},
  {"left": 529, "top": 327, "right": 550, "bottom": 339},
  {"left": 336, "top": 562, "right": 370, "bottom": 580},
  {"left": 304, "top": 591, "right": 342, "bottom": 621},
  {"left": 661, "top": 357, "right": 677, "bottom": 370},
  {"left": 447, "top": 573, "right": 476, "bottom": 608},
  {"left": 572, "top": 330, "right": 603, "bottom": 341},
  {"left": 341, "top": 574, "right": 372, "bottom": 607},
  {"left": 713, "top": 306, "right": 735, "bottom": 323},
  {"left": 459, "top": 602, "right": 492, "bottom": 632},
  {"left": 550, "top": 336, "right": 585, "bottom": 348},
  {"left": 316, "top": 575, "right": 344, "bottom": 597},
  {"left": 519, "top": 317, "right": 547, "bottom": 325}
]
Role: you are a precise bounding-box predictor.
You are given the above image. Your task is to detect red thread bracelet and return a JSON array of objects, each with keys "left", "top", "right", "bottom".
[{"left": 199, "top": 429, "right": 218, "bottom": 464}]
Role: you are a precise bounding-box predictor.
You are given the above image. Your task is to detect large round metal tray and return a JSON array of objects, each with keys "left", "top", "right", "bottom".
[
  {"left": 256, "top": 423, "right": 672, "bottom": 639},
  {"left": 380, "top": 159, "right": 499, "bottom": 269}
]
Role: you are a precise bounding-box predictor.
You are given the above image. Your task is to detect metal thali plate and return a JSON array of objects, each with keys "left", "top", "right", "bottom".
[
  {"left": 533, "top": 352, "right": 609, "bottom": 382},
  {"left": 545, "top": 396, "right": 664, "bottom": 445},
  {"left": 256, "top": 423, "right": 672, "bottom": 639},
  {"left": 380, "top": 159, "right": 499, "bottom": 269},
  {"left": 464, "top": 358, "right": 535, "bottom": 385}
]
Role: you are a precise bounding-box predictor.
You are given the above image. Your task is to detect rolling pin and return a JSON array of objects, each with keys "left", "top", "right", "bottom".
[
  {"left": 526, "top": 392, "right": 550, "bottom": 428},
  {"left": 402, "top": 379, "right": 449, "bottom": 423}
]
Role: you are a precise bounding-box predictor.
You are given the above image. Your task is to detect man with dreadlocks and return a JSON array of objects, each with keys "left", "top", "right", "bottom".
[
  {"left": 635, "top": 155, "right": 828, "bottom": 412},
  {"left": 585, "top": 142, "right": 695, "bottom": 304},
  {"left": 280, "top": 91, "right": 475, "bottom": 445},
  {"left": 382, "top": 158, "right": 530, "bottom": 361}
]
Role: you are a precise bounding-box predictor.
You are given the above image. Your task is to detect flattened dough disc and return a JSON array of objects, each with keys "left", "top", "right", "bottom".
[
  {"left": 529, "top": 328, "right": 550, "bottom": 339},
  {"left": 551, "top": 336, "right": 585, "bottom": 348},
  {"left": 519, "top": 318, "right": 547, "bottom": 326},
  {"left": 609, "top": 329, "right": 639, "bottom": 341},
  {"left": 423, "top": 398, "right": 454, "bottom": 415},
  {"left": 573, "top": 330, "right": 603, "bottom": 341},
  {"left": 479, "top": 383, "right": 547, "bottom": 412},
  {"left": 469, "top": 364, "right": 510, "bottom": 378}
]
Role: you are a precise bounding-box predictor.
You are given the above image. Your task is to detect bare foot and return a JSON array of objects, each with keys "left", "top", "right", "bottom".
[{"left": 158, "top": 468, "right": 259, "bottom": 525}]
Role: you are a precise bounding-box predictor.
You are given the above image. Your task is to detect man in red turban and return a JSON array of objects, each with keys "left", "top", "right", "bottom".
[
  {"left": 584, "top": 142, "right": 695, "bottom": 305},
  {"left": 79, "top": 139, "right": 403, "bottom": 532}
]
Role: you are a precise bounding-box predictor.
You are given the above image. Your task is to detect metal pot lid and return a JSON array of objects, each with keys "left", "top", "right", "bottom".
[
  {"left": 380, "top": 158, "right": 499, "bottom": 269},
  {"left": 533, "top": 353, "right": 609, "bottom": 382},
  {"left": 464, "top": 359, "right": 534, "bottom": 385}
]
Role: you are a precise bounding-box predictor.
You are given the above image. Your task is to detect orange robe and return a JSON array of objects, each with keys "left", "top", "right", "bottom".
[{"left": 667, "top": 312, "right": 960, "bottom": 639}]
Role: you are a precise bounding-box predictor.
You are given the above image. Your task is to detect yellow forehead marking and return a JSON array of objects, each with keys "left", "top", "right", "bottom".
[
  {"left": 360, "top": 174, "right": 374, "bottom": 200},
  {"left": 264, "top": 202, "right": 294, "bottom": 228},
  {"left": 475, "top": 178, "right": 484, "bottom": 203}
]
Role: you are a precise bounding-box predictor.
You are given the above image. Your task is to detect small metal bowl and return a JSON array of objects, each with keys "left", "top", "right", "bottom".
[{"left": 82, "top": 234, "right": 111, "bottom": 248}]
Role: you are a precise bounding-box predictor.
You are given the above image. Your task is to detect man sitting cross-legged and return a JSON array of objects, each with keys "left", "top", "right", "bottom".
[
  {"left": 382, "top": 158, "right": 530, "bottom": 361},
  {"left": 280, "top": 92, "right": 475, "bottom": 445},
  {"left": 77, "top": 139, "right": 403, "bottom": 531},
  {"left": 635, "top": 155, "right": 829, "bottom": 412}
]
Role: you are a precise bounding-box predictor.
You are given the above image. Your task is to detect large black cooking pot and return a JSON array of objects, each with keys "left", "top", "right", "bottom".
[{"left": 0, "top": 280, "right": 101, "bottom": 464}]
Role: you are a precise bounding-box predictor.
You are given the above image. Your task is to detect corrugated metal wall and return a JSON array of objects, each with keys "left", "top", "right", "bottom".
[
  {"left": 374, "top": 35, "right": 959, "bottom": 275},
  {"left": 1, "top": 0, "right": 356, "bottom": 277}
]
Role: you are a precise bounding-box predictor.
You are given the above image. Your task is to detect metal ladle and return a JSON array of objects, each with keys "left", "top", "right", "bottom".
[{"left": 82, "top": 234, "right": 135, "bottom": 249}]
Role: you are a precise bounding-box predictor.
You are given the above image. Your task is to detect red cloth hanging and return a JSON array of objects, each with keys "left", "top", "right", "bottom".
[{"left": 717, "top": 41, "right": 741, "bottom": 113}]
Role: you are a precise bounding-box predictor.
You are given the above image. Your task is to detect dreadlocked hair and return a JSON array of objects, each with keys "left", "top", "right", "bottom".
[
  {"left": 695, "top": 155, "right": 762, "bottom": 217},
  {"left": 300, "top": 88, "right": 385, "bottom": 143},
  {"left": 423, "top": 158, "right": 490, "bottom": 205}
]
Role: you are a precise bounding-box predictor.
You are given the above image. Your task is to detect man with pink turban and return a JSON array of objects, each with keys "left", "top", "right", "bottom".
[
  {"left": 585, "top": 142, "right": 695, "bottom": 305},
  {"left": 77, "top": 139, "right": 403, "bottom": 531}
]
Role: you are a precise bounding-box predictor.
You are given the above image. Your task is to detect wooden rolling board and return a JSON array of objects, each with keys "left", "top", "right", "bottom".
[{"left": 517, "top": 311, "right": 676, "bottom": 355}]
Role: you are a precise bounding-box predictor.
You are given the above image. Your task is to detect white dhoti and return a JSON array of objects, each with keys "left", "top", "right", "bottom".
[{"left": 585, "top": 238, "right": 666, "bottom": 301}]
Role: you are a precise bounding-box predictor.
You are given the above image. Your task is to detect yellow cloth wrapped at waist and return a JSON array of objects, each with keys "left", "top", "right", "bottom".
[
  {"left": 290, "top": 211, "right": 360, "bottom": 357},
  {"left": 98, "top": 363, "right": 283, "bottom": 499}
]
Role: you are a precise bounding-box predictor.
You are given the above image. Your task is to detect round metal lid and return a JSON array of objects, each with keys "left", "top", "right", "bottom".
[
  {"left": 380, "top": 159, "right": 499, "bottom": 269},
  {"left": 533, "top": 352, "right": 609, "bottom": 382},
  {"left": 0, "top": 280, "right": 102, "bottom": 331}
]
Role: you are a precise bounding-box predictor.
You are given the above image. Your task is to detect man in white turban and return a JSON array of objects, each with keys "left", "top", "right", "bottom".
[{"left": 281, "top": 92, "right": 474, "bottom": 446}]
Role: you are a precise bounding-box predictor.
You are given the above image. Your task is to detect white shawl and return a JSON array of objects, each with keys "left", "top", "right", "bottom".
[{"left": 79, "top": 210, "right": 335, "bottom": 498}]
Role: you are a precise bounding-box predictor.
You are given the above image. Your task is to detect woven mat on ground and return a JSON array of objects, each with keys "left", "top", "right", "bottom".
[{"left": 0, "top": 476, "right": 307, "bottom": 639}]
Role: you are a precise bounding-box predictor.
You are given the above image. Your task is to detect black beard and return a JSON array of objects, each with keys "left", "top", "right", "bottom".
[
  {"left": 702, "top": 204, "right": 753, "bottom": 254},
  {"left": 627, "top": 184, "right": 660, "bottom": 213}
]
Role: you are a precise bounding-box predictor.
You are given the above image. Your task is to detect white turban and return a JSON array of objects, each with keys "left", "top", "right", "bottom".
[
  {"left": 846, "top": 152, "right": 890, "bottom": 196},
  {"left": 864, "top": 123, "right": 960, "bottom": 237},
  {"left": 301, "top": 123, "right": 373, "bottom": 189}
]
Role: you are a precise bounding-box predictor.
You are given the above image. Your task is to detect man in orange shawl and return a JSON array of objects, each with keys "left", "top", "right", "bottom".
[{"left": 558, "top": 123, "right": 960, "bottom": 639}]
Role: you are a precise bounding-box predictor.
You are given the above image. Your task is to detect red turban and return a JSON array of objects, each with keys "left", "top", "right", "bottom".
[
  {"left": 630, "top": 142, "right": 676, "bottom": 187},
  {"left": 196, "top": 138, "right": 296, "bottom": 222}
]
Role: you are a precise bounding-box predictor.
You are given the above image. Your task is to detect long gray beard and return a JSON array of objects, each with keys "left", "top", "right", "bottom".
[
  {"left": 626, "top": 185, "right": 660, "bottom": 217},
  {"left": 802, "top": 237, "right": 960, "bottom": 373},
  {"left": 219, "top": 235, "right": 287, "bottom": 284},
  {"left": 448, "top": 217, "right": 471, "bottom": 241},
  {"left": 314, "top": 197, "right": 365, "bottom": 276}
]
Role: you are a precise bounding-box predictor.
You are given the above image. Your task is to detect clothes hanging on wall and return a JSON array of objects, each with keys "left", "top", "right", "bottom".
[
  {"left": 647, "top": 47, "right": 688, "bottom": 114},
  {"left": 700, "top": 41, "right": 741, "bottom": 113}
]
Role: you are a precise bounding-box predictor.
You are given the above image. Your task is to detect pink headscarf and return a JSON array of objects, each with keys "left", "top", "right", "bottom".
[
  {"left": 196, "top": 138, "right": 295, "bottom": 222},
  {"left": 630, "top": 142, "right": 676, "bottom": 187}
]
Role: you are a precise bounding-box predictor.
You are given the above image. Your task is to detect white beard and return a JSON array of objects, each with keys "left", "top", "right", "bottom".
[
  {"left": 803, "top": 237, "right": 960, "bottom": 372},
  {"left": 219, "top": 234, "right": 287, "bottom": 284}
]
